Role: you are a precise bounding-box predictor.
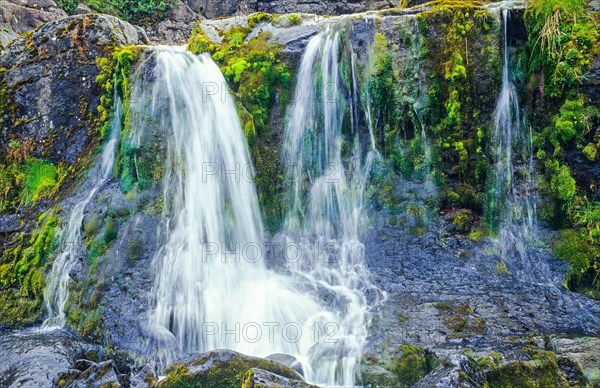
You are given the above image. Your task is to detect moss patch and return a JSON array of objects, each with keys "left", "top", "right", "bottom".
[
  {"left": 486, "top": 349, "right": 569, "bottom": 388},
  {"left": 159, "top": 350, "right": 300, "bottom": 388},
  {"left": 187, "top": 18, "right": 292, "bottom": 231},
  {"left": 0, "top": 209, "right": 60, "bottom": 326}
]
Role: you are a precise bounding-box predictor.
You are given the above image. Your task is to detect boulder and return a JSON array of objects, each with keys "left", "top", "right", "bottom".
[
  {"left": 56, "top": 360, "right": 122, "bottom": 388},
  {"left": 159, "top": 349, "right": 307, "bottom": 388},
  {"left": 0, "top": 0, "right": 66, "bottom": 47},
  {"left": 0, "top": 14, "right": 142, "bottom": 166},
  {"left": 242, "top": 368, "right": 320, "bottom": 388},
  {"left": 0, "top": 328, "right": 94, "bottom": 388}
]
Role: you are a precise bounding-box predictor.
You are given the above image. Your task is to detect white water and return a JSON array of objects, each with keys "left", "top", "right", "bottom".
[
  {"left": 43, "top": 90, "right": 122, "bottom": 327},
  {"left": 491, "top": 10, "right": 545, "bottom": 281},
  {"left": 143, "top": 47, "right": 343, "bottom": 375},
  {"left": 282, "top": 26, "right": 382, "bottom": 386}
]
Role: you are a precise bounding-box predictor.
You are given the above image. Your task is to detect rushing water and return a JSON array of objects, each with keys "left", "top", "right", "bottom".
[
  {"left": 282, "top": 25, "right": 382, "bottom": 386},
  {"left": 43, "top": 90, "right": 122, "bottom": 328},
  {"left": 142, "top": 47, "right": 334, "bottom": 373},
  {"left": 490, "top": 10, "right": 545, "bottom": 282},
  {"left": 137, "top": 38, "right": 381, "bottom": 385}
]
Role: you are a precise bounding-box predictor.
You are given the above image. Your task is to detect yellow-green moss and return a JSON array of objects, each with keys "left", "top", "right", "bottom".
[
  {"left": 393, "top": 344, "right": 439, "bottom": 387},
  {"left": 553, "top": 228, "right": 600, "bottom": 298},
  {"left": 416, "top": 2, "right": 500, "bottom": 220},
  {"left": 158, "top": 351, "right": 299, "bottom": 388},
  {"left": 486, "top": 349, "right": 568, "bottom": 388},
  {"left": 0, "top": 209, "right": 60, "bottom": 326},
  {"left": 187, "top": 20, "right": 291, "bottom": 231}
]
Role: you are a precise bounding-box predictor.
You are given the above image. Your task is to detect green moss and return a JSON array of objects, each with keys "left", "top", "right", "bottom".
[
  {"left": 416, "top": 3, "right": 500, "bottom": 215},
  {"left": 525, "top": 0, "right": 599, "bottom": 99},
  {"left": 288, "top": 14, "right": 303, "bottom": 26},
  {"left": 435, "top": 301, "right": 486, "bottom": 335},
  {"left": 553, "top": 229, "right": 600, "bottom": 298},
  {"left": 450, "top": 209, "right": 471, "bottom": 232},
  {"left": 486, "top": 349, "right": 568, "bottom": 388},
  {"left": 0, "top": 209, "right": 60, "bottom": 326},
  {"left": 187, "top": 22, "right": 291, "bottom": 231},
  {"left": 81, "top": 0, "right": 171, "bottom": 25},
  {"left": 494, "top": 261, "right": 509, "bottom": 275},
  {"left": 582, "top": 143, "right": 597, "bottom": 161},
  {"left": 64, "top": 279, "right": 105, "bottom": 342},
  {"left": 158, "top": 351, "right": 299, "bottom": 388},
  {"left": 248, "top": 12, "right": 275, "bottom": 28},
  {"left": 548, "top": 161, "right": 576, "bottom": 201},
  {"left": 103, "top": 218, "right": 118, "bottom": 244},
  {"left": 20, "top": 159, "right": 59, "bottom": 205},
  {"left": 392, "top": 345, "right": 439, "bottom": 387}
]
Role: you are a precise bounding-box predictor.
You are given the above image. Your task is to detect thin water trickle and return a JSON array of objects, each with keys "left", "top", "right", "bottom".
[
  {"left": 282, "top": 25, "right": 383, "bottom": 386},
  {"left": 491, "top": 10, "right": 547, "bottom": 282},
  {"left": 43, "top": 89, "right": 122, "bottom": 328}
]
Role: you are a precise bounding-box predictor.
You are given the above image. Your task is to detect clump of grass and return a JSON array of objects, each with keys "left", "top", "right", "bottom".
[
  {"left": 494, "top": 261, "right": 508, "bottom": 275},
  {"left": 20, "top": 159, "right": 59, "bottom": 205}
]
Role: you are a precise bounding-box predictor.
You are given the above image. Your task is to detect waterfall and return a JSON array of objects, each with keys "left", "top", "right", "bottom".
[
  {"left": 490, "top": 10, "right": 545, "bottom": 282},
  {"left": 143, "top": 47, "right": 331, "bottom": 370},
  {"left": 282, "top": 25, "right": 382, "bottom": 386},
  {"left": 43, "top": 89, "right": 122, "bottom": 328}
]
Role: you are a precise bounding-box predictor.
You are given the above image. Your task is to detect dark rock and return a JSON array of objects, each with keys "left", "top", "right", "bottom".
[
  {"left": 266, "top": 353, "right": 304, "bottom": 376},
  {"left": 159, "top": 349, "right": 305, "bottom": 388},
  {"left": 0, "top": 214, "right": 20, "bottom": 233},
  {"left": 73, "top": 358, "right": 96, "bottom": 371},
  {"left": 57, "top": 360, "right": 122, "bottom": 388},
  {"left": 0, "top": 0, "right": 66, "bottom": 47},
  {"left": 557, "top": 356, "right": 586, "bottom": 387},
  {"left": 185, "top": 0, "right": 399, "bottom": 19},
  {"left": 130, "top": 365, "right": 158, "bottom": 388},
  {"left": 75, "top": 3, "right": 92, "bottom": 15},
  {"left": 565, "top": 148, "right": 600, "bottom": 198},
  {"left": 145, "top": 0, "right": 198, "bottom": 44},
  {"left": 0, "top": 14, "right": 142, "bottom": 166},
  {"left": 0, "top": 328, "right": 95, "bottom": 388},
  {"left": 584, "top": 59, "right": 600, "bottom": 108},
  {"left": 242, "top": 368, "right": 320, "bottom": 388},
  {"left": 359, "top": 362, "right": 400, "bottom": 387}
]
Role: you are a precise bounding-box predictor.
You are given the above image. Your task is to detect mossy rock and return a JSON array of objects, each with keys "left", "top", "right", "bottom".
[
  {"left": 485, "top": 350, "right": 569, "bottom": 388},
  {"left": 159, "top": 350, "right": 304, "bottom": 388},
  {"left": 241, "top": 368, "right": 319, "bottom": 388},
  {"left": 360, "top": 345, "right": 440, "bottom": 388}
]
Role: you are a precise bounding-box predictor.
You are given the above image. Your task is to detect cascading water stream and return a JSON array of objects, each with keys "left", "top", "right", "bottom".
[
  {"left": 43, "top": 90, "right": 122, "bottom": 328},
  {"left": 490, "top": 10, "right": 546, "bottom": 282},
  {"left": 141, "top": 46, "right": 334, "bottom": 373},
  {"left": 282, "top": 25, "right": 383, "bottom": 386}
]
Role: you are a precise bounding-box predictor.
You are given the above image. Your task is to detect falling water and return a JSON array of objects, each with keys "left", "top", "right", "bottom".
[
  {"left": 143, "top": 47, "right": 332, "bottom": 370},
  {"left": 490, "top": 10, "right": 544, "bottom": 281},
  {"left": 283, "top": 25, "right": 382, "bottom": 386},
  {"left": 43, "top": 90, "right": 122, "bottom": 327}
]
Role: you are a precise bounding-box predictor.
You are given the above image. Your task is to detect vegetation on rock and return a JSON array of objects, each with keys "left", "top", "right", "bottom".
[
  {"left": 0, "top": 210, "right": 60, "bottom": 326},
  {"left": 187, "top": 17, "right": 292, "bottom": 231},
  {"left": 56, "top": 0, "right": 172, "bottom": 25}
]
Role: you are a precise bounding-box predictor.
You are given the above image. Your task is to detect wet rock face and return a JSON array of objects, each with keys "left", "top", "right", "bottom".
[
  {"left": 0, "top": 329, "right": 96, "bottom": 388},
  {"left": 57, "top": 359, "right": 123, "bottom": 388},
  {"left": 0, "top": 0, "right": 66, "bottom": 47},
  {"left": 0, "top": 14, "right": 142, "bottom": 166},
  {"left": 185, "top": 0, "right": 399, "bottom": 19},
  {"left": 363, "top": 218, "right": 600, "bottom": 385}
]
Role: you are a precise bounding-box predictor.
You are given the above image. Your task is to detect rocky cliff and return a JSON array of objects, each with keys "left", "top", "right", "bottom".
[{"left": 0, "top": 1, "right": 600, "bottom": 387}]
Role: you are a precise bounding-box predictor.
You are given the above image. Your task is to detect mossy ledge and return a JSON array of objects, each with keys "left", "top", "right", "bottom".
[
  {"left": 187, "top": 14, "right": 293, "bottom": 231},
  {"left": 159, "top": 350, "right": 303, "bottom": 388},
  {"left": 0, "top": 209, "right": 60, "bottom": 326}
]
